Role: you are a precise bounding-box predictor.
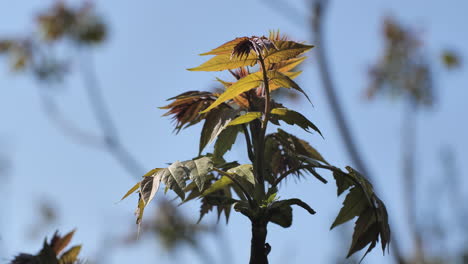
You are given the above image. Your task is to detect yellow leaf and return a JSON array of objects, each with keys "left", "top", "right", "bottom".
[
  {"left": 52, "top": 230, "right": 76, "bottom": 255},
  {"left": 227, "top": 112, "right": 262, "bottom": 126},
  {"left": 202, "top": 176, "right": 233, "bottom": 196},
  {"left": 277, "top": 57, "right": 307, "bottom": 73},
  {"left": 270, "top": 71, "right": 302, "bottom": 91},
  {"left": 59, "top": 245, "right": 82, "bottom": 264},
  {"left": 200, "top": 37, "right": 249, "bottom": 56},
  {"left": 120, "top": 182, "right": 140, "bottom": 201},
  {"left": 188, "top": 54, "right": 257, "bottom": 72},
  {"left": 200, "top": 71, "right": 264, "bottom": 113},
  {"left": 264, "top": 41, "right": 314, "bottom": 64}
]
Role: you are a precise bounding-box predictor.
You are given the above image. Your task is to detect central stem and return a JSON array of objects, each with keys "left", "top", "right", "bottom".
[
  {"left": 254, "top": 53, "right": 271, "bottom": 197},
  {"left": 249, "top": 219, "right": 269, "bottom": 264}
]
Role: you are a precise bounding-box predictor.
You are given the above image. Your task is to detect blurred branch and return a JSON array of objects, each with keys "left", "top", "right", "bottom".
[
  {"left": 310, "top": 1, "right": 407, "bottom": 263},
  {"left": 402, "top": 100, "right": 424, "bottom": 263},
  {"left": 310, "top": 0, "right": 369, "bottom": 178},
  {"left": 79, "top": 50, "right": 145, "bottom": 176},
  {"left": 39, "top": 92, "right": 106, "bottom": 149}
]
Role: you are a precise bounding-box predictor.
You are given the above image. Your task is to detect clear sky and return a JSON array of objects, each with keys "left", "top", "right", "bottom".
[{"left": 1, "top": 0, "right": 467, "bottom": 263}]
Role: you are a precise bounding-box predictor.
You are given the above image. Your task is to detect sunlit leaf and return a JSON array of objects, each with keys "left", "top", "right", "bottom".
[
  {"left": 200, "top": 72, "right": 264, "bottom": 113},
  {"left": 202, "top": 176, "right": 232, "bottom": 196},
  {"left": 129, "top": 157, "right": 214, "bottom": 225},
  {"left": 275, "top": 56, "right": 307, "bottom": 72},
  {"left": 51, "top": 230, "right": 75, "bottom": 255},
  {"left": 120, "top": 182, "right": 140, "bottom": 201},
  {"left": 59, "top": 245, "right": 81, "bottom": 264},
  {"left": 227, "top": 112, "right": 262, "bottom": 126},
  {"left": 188, "top": 53, "right": 257, "bottom": 72},
  {"left": 264, "top": 40, "right": 314, "bottom": 65},
  {"left": 227, "top": 164, "right": 256, "bottom": 186},
  {"left": 200, "top": 37, "right": 250, "bottom": 56},
  {"left": 202, "top": 70, "right": 308, "bottom": 114}
]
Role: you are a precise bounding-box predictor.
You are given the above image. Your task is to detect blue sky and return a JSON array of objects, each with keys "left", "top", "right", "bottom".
[{"left": 1, "top": 0, "right": 467, "bottom": 263}]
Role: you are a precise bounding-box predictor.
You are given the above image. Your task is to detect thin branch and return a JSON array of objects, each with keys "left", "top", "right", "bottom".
[
  {"left": 38, "top": 91, "right": 106, "bottom": 149},
  {"left": 212, "top": 167, "right": 254, "bottom": 208},
  {"left": 402, "top": 100, "right": 424, "bottom": 262},
  {"left": 242, "top": 124, "right": 255, "bottom": 162},
  {"left": 272, "top": 165, "right": 310, "bottom": 188}
]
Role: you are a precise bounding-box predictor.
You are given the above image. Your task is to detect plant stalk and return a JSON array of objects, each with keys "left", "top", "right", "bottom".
[
  {"left": 249, "top": 219, "right": 269, "bottom": 264},
  {"left": 254, "top": 53, "right": 271, "bottom": 197}
]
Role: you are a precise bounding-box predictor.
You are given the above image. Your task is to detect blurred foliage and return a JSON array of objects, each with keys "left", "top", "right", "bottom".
[
  {"left": 441, "top": 50, "right": 462, "bottom": 70},
  {"left": 28, "top": 199, "right": 59, "bottom": 240},
  {"left": 10, "top": 230, "right": 83, "bottom": 264},
  {"left": 366, "top": 17, "right": 434, "bottom": 107},
  {"left": 0, "top": 2, "right": 106, "bottom": 82},
  {"left": 124, "top": 200, "right": 216, "bottom": 253}
]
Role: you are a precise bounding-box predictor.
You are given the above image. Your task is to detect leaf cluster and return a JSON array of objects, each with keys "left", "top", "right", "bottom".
[
  {"left": 10, "top": 230, "right": 82, "bottom": 264},
  {"left": 122, "top": 32, "right": 391, "bottom": 261}
]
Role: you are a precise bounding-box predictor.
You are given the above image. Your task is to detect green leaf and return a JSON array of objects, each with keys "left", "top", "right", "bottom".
[
  {"left": 261, "top": 192, "right": 278, "bottom": 207},
  {"left": 326, "top": 166, "right": 391, "bottom": 260},
  {"left": 333, "top": 170, "right": 354, "bottom": 196},
  {"left": 227, "top": 112, "right": 262, "bottom": 126},
  {"left": 271, "top": 108, "right": 322, "bottom": 136},
  {"left": 132, "top": 157, "right": 214, "bottom": 225},
  {"left": 227, "top": 164, "right": 255, "bottom": 186},
  {"left": 330, "top": 187, "right": 368, "bottom": 229},
  {"left": 277, "top": 129, "right": 329, "bottom": 165},
  {"left": 183, "top": 157, "right": 214, "bottom": 192},
  {"left": 264, "top": 40, "right": 314, "bottom": 64},
  {"left": 214, "top": 125, "right": 241, "bottom": 158},
  {"left": 200, "top": 106, "right": 239, "bottom": 154},
  {"left": 140, "top": 172, "right": 162, "bottom": 205},
  {"left": 198, "top": 185, "right": 237, "bottom": 223},
  {"left": 188, "top": 53, "right": 257, "bottom": 71},
  {"left": 347, "top": 208, "right": 379, "bottom": 259},
  {"left": 269, "top": 204, "right": 293, "bottom": 228},
  {"left": 271, "top": 198, "right": 316, "bottom": 215}
]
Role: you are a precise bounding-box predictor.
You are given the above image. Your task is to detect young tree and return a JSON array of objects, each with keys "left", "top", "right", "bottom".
[{"left": 122, "top": 32, "right": 391, "bottom": 264}]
